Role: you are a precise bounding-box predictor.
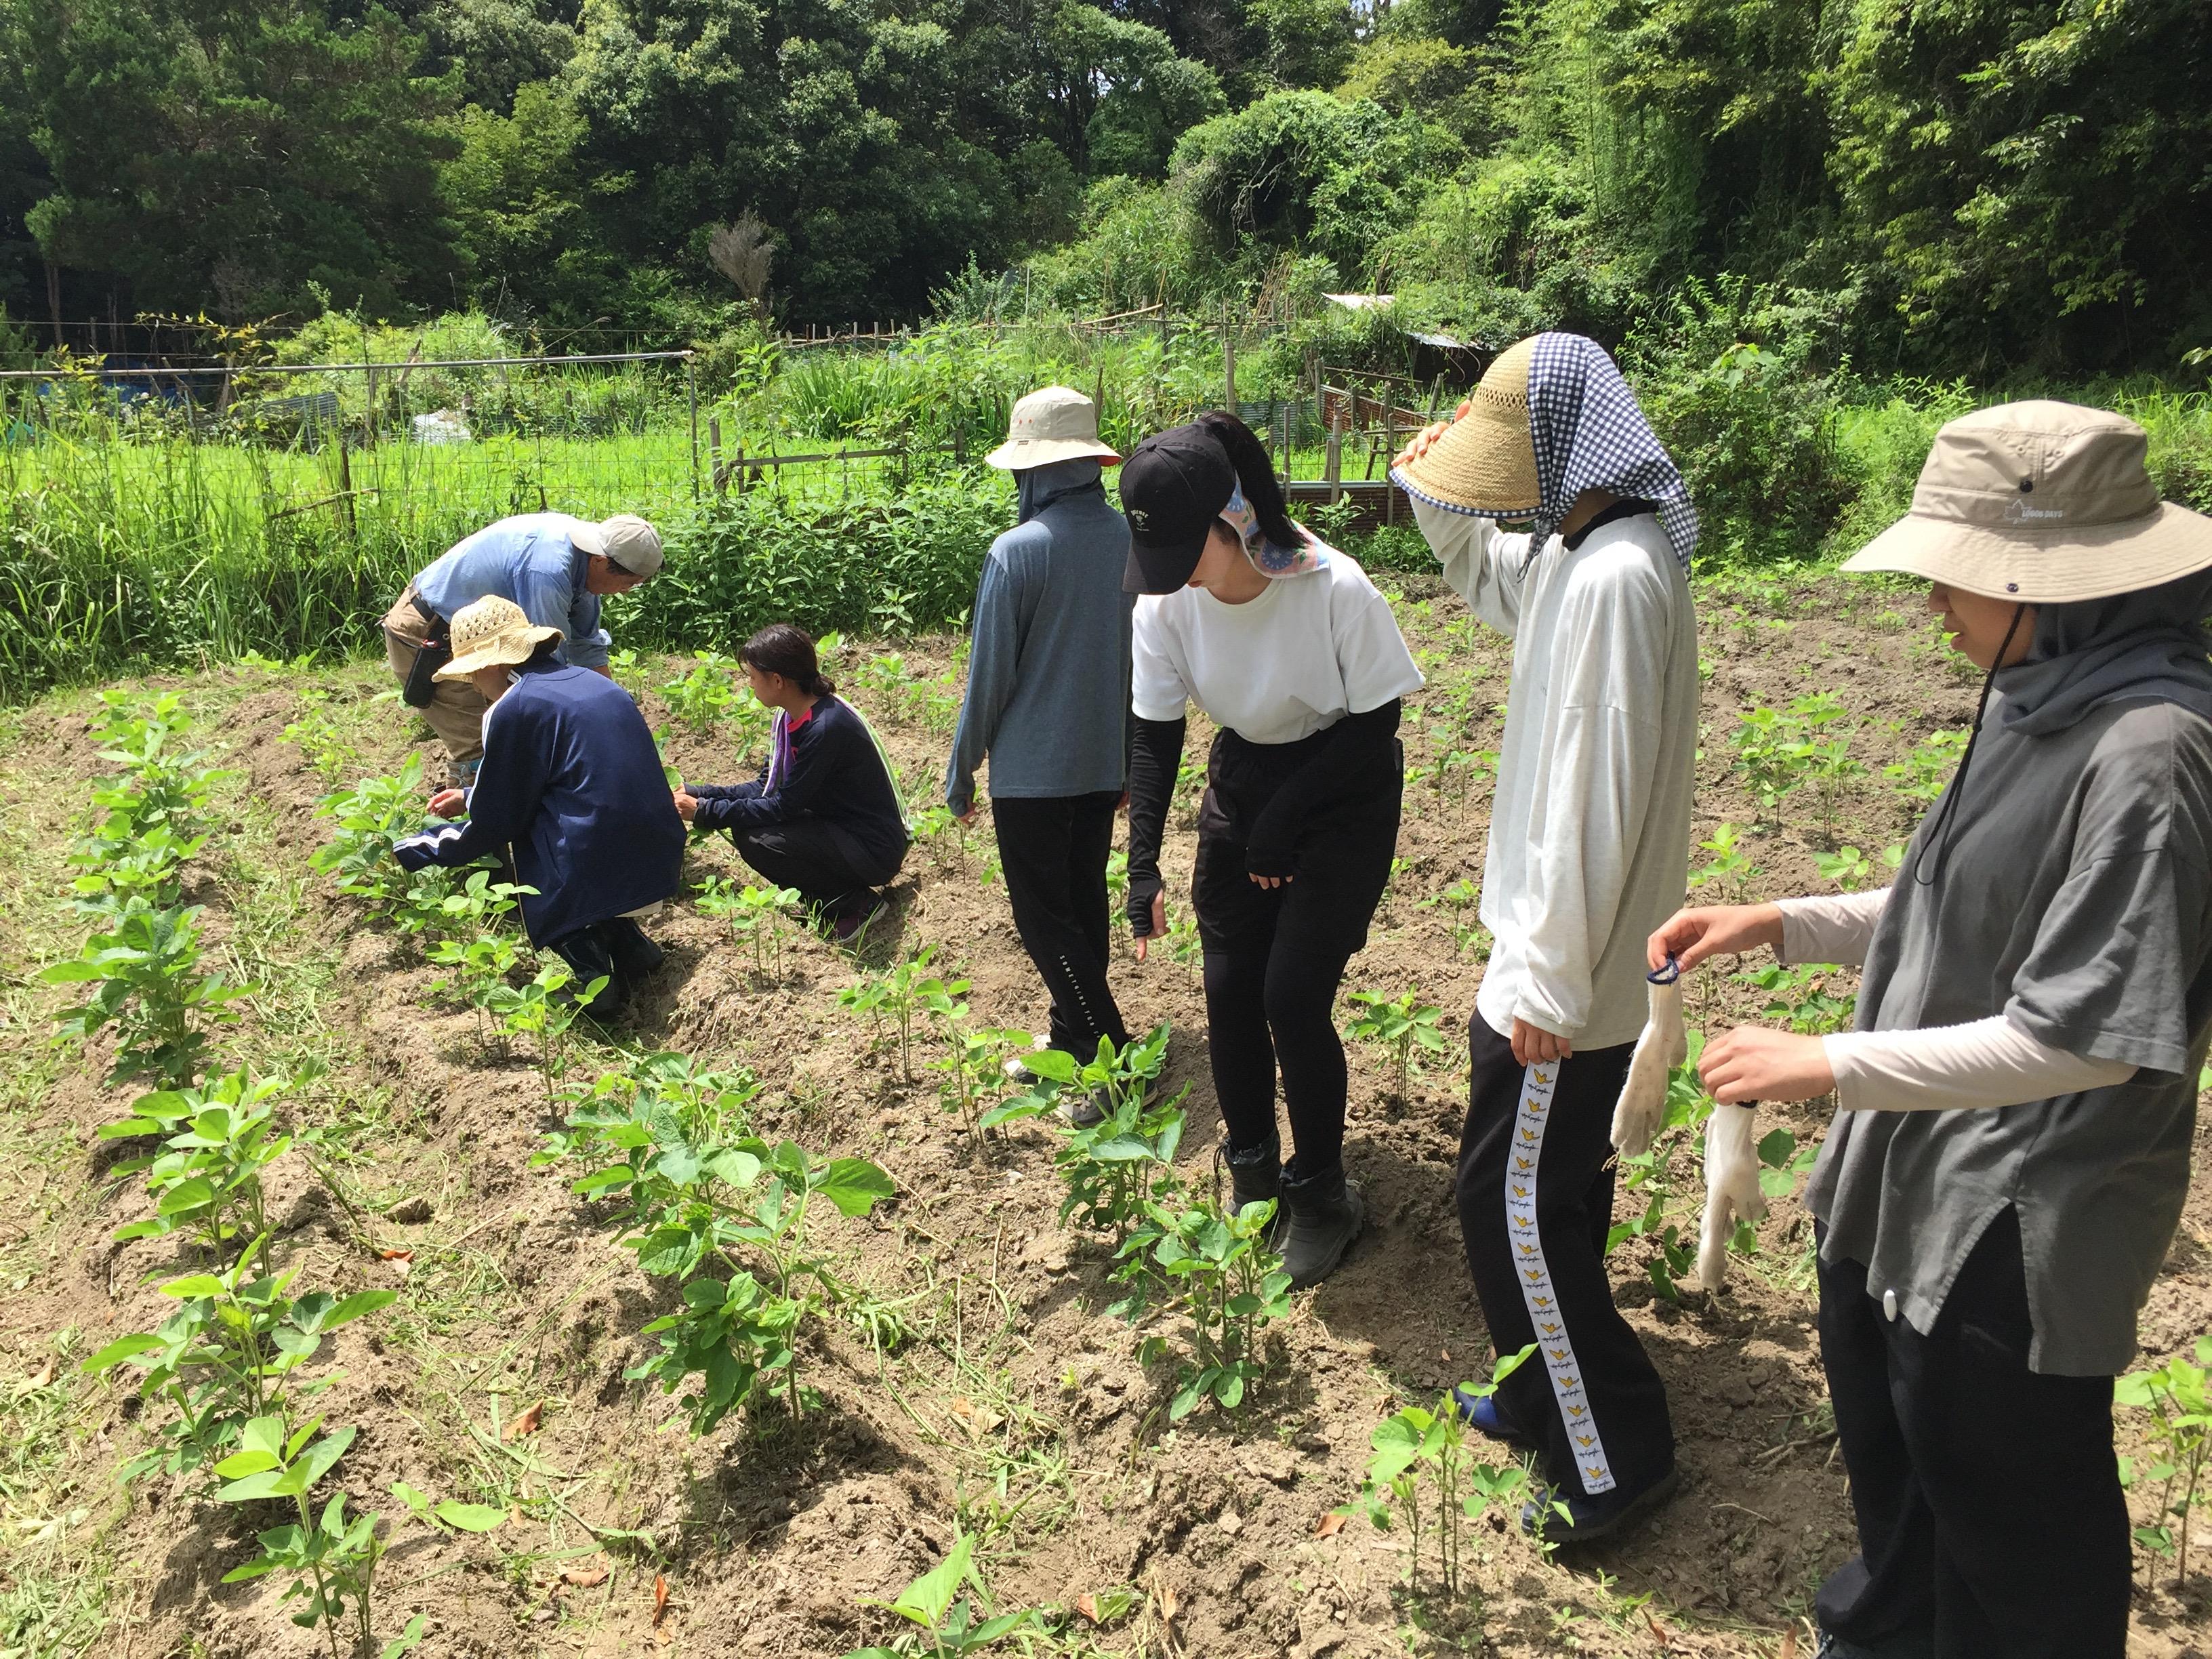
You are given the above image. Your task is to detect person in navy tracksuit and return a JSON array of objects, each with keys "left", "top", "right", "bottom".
[{"left": 393, "top": 594, "right": 684, "bottom": 1015}]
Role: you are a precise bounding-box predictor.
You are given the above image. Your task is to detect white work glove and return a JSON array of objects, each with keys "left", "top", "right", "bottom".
[
  {"left": 1609, "top": 964, "right": 1687, "bottom": 1157},
  {"left": 1698, "top": 1102, "right": 1767, "bottom": 1290}
]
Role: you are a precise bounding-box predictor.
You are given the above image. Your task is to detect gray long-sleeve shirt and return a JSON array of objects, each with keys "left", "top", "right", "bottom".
[{"left": 944, "top": 460, "right": 1134, "bottom": 811}]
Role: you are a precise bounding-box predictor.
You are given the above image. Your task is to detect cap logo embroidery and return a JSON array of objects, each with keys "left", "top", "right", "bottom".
[{"left": 2003, "top": 497, "right": 2066, "bottom": 523}]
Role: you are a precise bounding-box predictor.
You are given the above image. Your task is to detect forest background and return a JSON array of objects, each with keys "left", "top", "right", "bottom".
[{"left": 3, "top": 0, "right": 2209, "bottom": 383}]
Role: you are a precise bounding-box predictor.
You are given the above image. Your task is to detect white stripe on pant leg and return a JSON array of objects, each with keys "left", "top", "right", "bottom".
[{"left": 1505, "top": 1059, "right": 1616, "bottom": 1495}]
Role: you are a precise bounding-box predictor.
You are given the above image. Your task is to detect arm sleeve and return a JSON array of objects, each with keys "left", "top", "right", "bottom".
[
  {"left": 1125, "top": 715, "right": 1185, "bottom": 932},
  {"left": 1824, "top": 1015, "right": 2136, "bottom": 1112},
  {"left": 392, "top": 699, "right": 549, "bottom": 868},
  {"left": 1776, "top": 889, "right": 1891, "bottom": 967},
  {"left": 1243, "top": 701, "right": 1401, "bottom": 878},
  {"left": 566, "top": 588, "right": 611, "bottom": 672},
  {"left": 945, "top": 552, "right": 1020, "bottom": 813},
  {"left": 516, "top": 547, "right": 607, "bottom": 671},
  {"left": 1410, "top": 495, "right": 1531, "bottom": 638}
]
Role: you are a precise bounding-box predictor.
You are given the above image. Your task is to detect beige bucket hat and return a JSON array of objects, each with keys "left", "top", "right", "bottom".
[
  {"left": 1391, "top": 337, "right": 1542, "bottom": 516},
  {"left": 433, "top": 594, "right": 562, "bottom": 682},
  {"left": 1843, "top": 401, "right": 2212, "bottom": 602},
  {"left": 571, "top": 514, "right": 664, "bottom": 577},
  {"left": 985, "top": 386, "right": 1122, "bottom": 470}
]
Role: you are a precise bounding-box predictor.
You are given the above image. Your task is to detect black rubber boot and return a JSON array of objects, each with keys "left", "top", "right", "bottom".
[
  {"left": 604, "top": 918, "right": 665, "bottom": 983},
  {"left": 1223, "top": 1134, "right": 1282, "bottom": 1228},
  {"left": 1279, "top": 1158, "right": 1364, "bottom": 1289}
]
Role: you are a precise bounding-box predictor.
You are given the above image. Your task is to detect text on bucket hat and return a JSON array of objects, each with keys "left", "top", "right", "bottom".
[
  {"left": 1118, "top": 425, "right": 1237, "bottom": 594},
  {"left": 1840, "top": 400, "right": 2212, "bottom": 603},
  {"left": 433, "top": 594, "right": 563, "bottom": 682},
  {"left": 985, "top": 386, "right": 1123, "bottom": 471}
]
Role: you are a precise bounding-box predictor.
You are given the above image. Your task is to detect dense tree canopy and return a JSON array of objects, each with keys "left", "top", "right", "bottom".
[{"left": 0, "top": 0, "right": 2205, "bottom": 375}]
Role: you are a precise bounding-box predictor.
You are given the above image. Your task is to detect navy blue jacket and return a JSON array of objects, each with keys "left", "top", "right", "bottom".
[
  {"left": 394, "top": 660, "right": 683, "bottom": 945},
  {"left": 691, "top": 695, "right": 909, "bottom": 873}
]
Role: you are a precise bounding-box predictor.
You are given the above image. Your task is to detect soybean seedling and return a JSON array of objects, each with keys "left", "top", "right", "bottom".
[
  {"left": 1687, "top": 822, "right": 1760, "bottom": 906},
  {"left": 838, "top": 943, "right": 963, "bottom": 1083},
  {"left": 659, "top": 650, "right": 743, "bottom": 733},
  {"left": 1344, "top": 987, "right": 1448, "bottom": 1104},
  {"left": 698, "top": 876, "right": 803, "bottom": 980},
  {"left": 490, "top": 959, "right": 607, "bottom": 1102},
  {"left": 99, "top": 1067, "right": 297, "bottom": 1259},
  {"left": 1336, "top": 1347, "right": 1538, "bottom": 1603},
  {"left": 845, "top": 1531, "right": 1042, "bottom": 1658},
  {"left": 1134, "top": 1192, "right": 1291, "bottom": 1416},
  {"left": 41, "top": 901, "right": 254, "bottom": 1089},
  {"left": 2117, "top": 1336, "right": 2212, "bottom": 1588}
]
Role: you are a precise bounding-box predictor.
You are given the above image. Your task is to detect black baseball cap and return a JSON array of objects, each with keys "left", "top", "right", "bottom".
[{"left": 1119, "top": 425, "right": 1237, "bottom": 594}]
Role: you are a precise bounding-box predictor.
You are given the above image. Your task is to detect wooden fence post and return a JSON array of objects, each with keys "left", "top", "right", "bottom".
[
  {"left": 1223, "top": 321, "right": 1236, "bottom": 411},
  {"left": 709, "top": 415, "right": 724, "bottom": 495},
  {"left": 1326, "top": 405, "right": 1343, "bottom": 505}
]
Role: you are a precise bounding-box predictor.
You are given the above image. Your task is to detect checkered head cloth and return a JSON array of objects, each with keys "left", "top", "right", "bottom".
[{"left": 1525, "top": 333, "right": 1697, "bottom": 574}]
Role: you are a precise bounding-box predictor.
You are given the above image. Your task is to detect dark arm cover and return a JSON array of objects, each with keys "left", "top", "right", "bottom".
[{"left": 1125, "top": 714, "right": 1185, "bottom": 933}]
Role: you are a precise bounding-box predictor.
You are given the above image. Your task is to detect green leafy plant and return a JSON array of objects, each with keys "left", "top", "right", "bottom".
[
  {"left": 1336, "top": 1348, "right": 1538, "bottom": 1603},
  {"left": 489, "top": 958, "right": 607, "bottom": 1101},
  {"left": 41, "top": 901, "right": 254, "bottom": 1088},
  {"left": 1343, "top": 987, "right": 1448, "bottom": 1103},
  {"left": 1687, "top": 822, "right": 1761, "bottom": 905},
  {"left": 83, "top": 1240, "right": 396, "bottom": 1486},
  {"left": 838, "top": 943, "right": 963, "bottom": 1082},
  {"left": 279, "top": 689, "right": 357, "bottom": 786},
  {"left": 1885, "top": 726, "right": 1968, "bottom": 811},
  {"left": 929, "top": 1019, "right": 1025, "bottom": 1140},
  {"left": 698, "top": 875, "right": 803, "bottom": 980},
  {"left": 1135, "top": 1193, "right": 1291, "bottom": 1418},
  {"left": 1606, "top": 1040, "right": 1714, "bottom": 1300},
  {"left": 844, "top": 1532, "right": 1042, "bottom": 1658},
  {"left": 310, "top": 756, "right": 480, "bottom": 930},
  {"left": 99, "top": 1068, "right": 296, "bottom": 1257},
  {"left": 1736, "top": 962, "right": 1857, "bottom": 1036},
  {"left": 2118, "top": 1336, "right": 2212, "bottom": 1587},
  {"left": 660, "top": 649, "right": 744, "bottom": 732},
  {"left": 426, "top": 928, "right": 523, "bottom": 1050},
  {"left": 1417, "top": 878, "right": 1488, "bottom": 958}
]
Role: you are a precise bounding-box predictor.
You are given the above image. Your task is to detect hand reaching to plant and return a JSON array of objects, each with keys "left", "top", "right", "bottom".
[
  {"left": 1647, "top": 902, "right": 1785, "bottom": 972},
  {"left": 1129, "top": 878, "right": 1166, "bottom": 962},
  {"left": 428, "top": 787, "right": 466, "bottom": 817},
  {"left": 672, "top": 789, "right": 697, "bottom": 822},
  {"left": 1610, "top": 970, "right": 1687, "bottom": 1155},
  {"left": 1698, "top": 1102, "right": 1767, "bottom": 1289},
  {"left": 1699, "top": 1024, "right": 1835, "bottom": 1103}
]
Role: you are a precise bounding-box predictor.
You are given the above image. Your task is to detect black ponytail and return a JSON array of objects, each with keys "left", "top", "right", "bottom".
[
  {"left": 741, "top": 622, "right": 836, "bottom": 697},
  {"left": 1195, "top": 410, "right": 1300, "bottom": 549}
]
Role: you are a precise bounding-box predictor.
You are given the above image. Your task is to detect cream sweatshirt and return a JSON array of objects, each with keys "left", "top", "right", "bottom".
[{"left": 1418, "top": 499, "right": 1700, "bottom": 1050}]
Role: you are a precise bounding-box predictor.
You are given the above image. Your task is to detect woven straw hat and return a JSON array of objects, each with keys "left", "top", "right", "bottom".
[
  {"left": 434, "top": 594, "right": 562, "bottom": 682},
  {"left": 1841, "top": 401, "right": 2212, "bottom": 602},
  {"left": 1391, "top": 337, "right": 1542, "bottom": 516},
  {"left": 985, "top": 386, "right": 1122, "bottom": 470}
]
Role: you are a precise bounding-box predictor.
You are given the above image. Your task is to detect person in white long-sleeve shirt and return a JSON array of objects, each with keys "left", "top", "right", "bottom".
[{"left": 1391, "top": 333, "right": 1698, "bottom": 1543}]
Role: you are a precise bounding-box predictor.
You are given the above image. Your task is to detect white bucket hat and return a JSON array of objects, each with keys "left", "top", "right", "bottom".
[
  {"left": 571, "top": 514, "right": 664, "bottom": 577},
  {"left": 1842, "top": 401, "right": 2212, "bottom": 602},
  {"left": 985, "top": 386, "right": 1122, "bottom": 471},
  {"left": 434, "top": 594, "right": 562, "bottom": 682}
]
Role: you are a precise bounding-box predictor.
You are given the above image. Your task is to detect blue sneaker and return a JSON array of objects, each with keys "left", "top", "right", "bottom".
[
  {"left": 1451, "top": 1385, "right": 1534, "bottom": 1449},
  {"left": 1519, "top": 1465, "right": 1680, "bottom": 1545}
]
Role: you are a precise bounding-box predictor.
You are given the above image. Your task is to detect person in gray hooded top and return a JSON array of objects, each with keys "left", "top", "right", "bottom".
[
  {"left": 1653, "top": 401, "right": 2212, "bottom": 1659},
  {"left": 945, "top": 388, "right": 1136, "bottom": 1103}
]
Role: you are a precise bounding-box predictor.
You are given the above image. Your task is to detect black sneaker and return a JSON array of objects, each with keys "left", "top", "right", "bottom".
[{"left": 1519, "top": 1465, "right": 1680, "bottom": 1545}]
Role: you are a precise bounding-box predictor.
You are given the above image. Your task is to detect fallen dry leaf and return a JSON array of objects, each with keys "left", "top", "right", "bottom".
[
  {"left": 1074, "top": 1593, "right": 1099, "bottom": 1625},
  {"left": 505, "top": 1401, "right": 544, "bottom": 1440},
  {"left": 1644, "top": 1607, "right": 1675, "bottom": 1650},
  {"left": 1778, "top": 1631, "right": 1799, "bottom": 1659},
  {"left": 378, "top": 1248, "right": 413, "bottom": 1262},
  {"left": 561, "top": 1567, "right": 608, "bottom": 1589},
  {"left": 1313, "top": 1513, "right": 1347, "bottom": 1540},
  {"left": 653, "top": 1572, "right": 670, "bottom": 1627},
  {"left": 1157, "top": 1581, "right": 1179, "bottom": 1622},
  {"left": 1439, "top": 1348, "right": 1450, "bottom": 1364},
  {"left": 27, "top": 1359, "right": 56, "bottom": 1389}
]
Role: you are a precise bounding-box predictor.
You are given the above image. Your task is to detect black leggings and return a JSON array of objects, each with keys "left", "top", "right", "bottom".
[{"left": 1202, "top": 939, "right": 1357, "bottom": 1173}]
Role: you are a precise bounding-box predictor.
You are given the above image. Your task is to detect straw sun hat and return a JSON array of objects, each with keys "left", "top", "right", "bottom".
[
  {"left": 985, "top": 386, "right": 1122, "bottom": 470},
  {"left": 1842, "top": 401, "right": 2212, "bottom": 602},
  {"left": 433, "top": 594, "right": 562, "bottom": 682},
  {"left": 1391, "top": 337, "right": 1542, "bottom": 516}
]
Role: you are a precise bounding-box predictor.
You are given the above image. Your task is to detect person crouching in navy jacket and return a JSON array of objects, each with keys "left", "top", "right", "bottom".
[{"left": 393, "top": 594, "right": 684, "bottom": 1016}]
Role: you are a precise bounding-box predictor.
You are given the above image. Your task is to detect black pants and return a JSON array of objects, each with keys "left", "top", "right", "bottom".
[
  {"left": 548, "top": 917, "right": 663, "bottom": 1016},
  {"left": 992, "top": 793, "right": 1129, "bottom": 1059},
  {"left": 1815, "top": 1208, "right": 2129, "bottom": 1656},
  {"left": 1457, "top": 1017, "right": 1675, "bottom": 1502},
  {"left": 1193, "top": 825, "right": 1393, "bottom": 1176},
  {"left": 731, "top": 821, "right": 901, "bottom": 920}
]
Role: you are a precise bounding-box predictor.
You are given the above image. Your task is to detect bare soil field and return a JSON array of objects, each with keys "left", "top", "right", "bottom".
[{"left": 0, "top": 568, "right": 2206, "bottom": 1658}]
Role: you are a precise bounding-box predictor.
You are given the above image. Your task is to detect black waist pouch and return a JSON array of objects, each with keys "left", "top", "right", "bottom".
[{"left": 402, "top": 613, "right": 451, "bottom": 708}]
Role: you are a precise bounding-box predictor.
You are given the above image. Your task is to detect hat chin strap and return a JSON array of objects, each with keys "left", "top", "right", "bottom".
[{"left": 1912, "top": 603, "right": 2026, "bottom": 888}]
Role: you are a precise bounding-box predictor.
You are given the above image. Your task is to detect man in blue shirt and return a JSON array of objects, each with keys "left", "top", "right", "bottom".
[
  {"left": 393, "top": 595, "right": 683, "bottom": 1017},
  {"left": 382, "top": 512, "right": 664, "bottom": 783}
]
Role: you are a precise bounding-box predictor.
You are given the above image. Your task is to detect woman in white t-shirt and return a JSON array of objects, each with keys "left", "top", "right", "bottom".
[{"left": 1121, "top": 413, "right": 1423, "bottom": 1288}]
